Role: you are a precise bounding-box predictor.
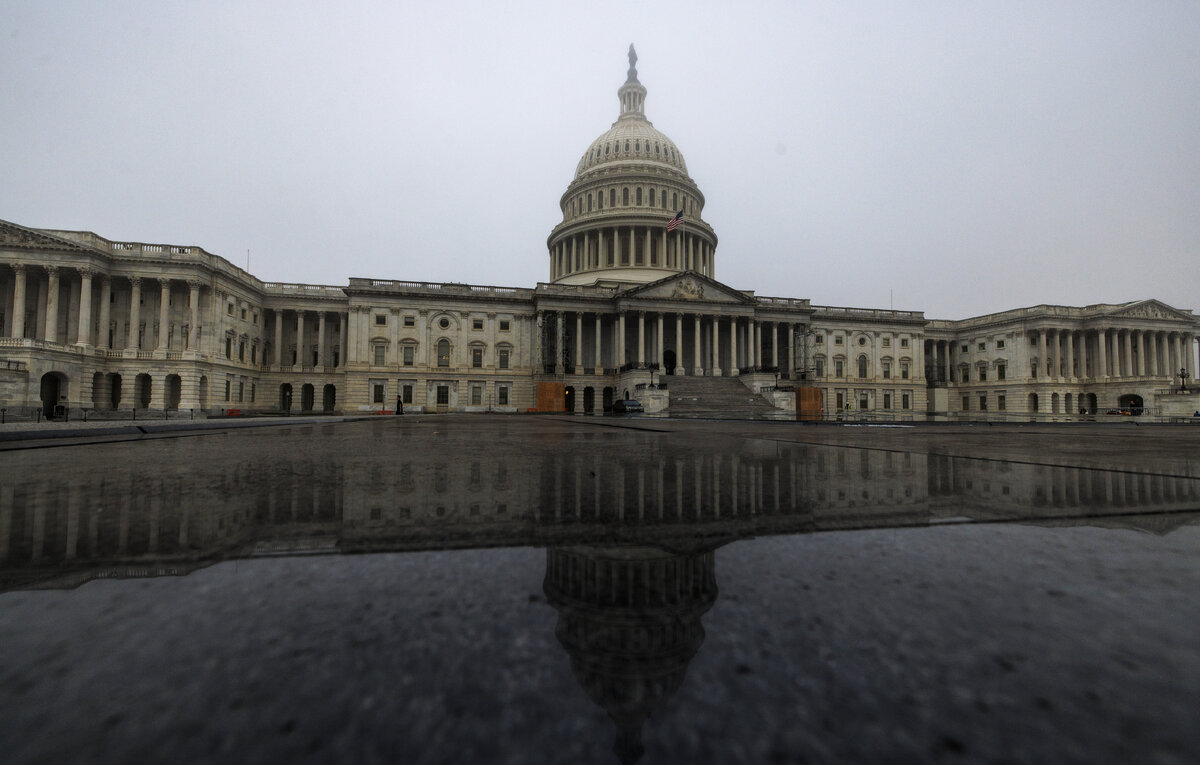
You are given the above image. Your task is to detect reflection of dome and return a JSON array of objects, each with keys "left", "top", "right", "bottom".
[
  {"left": 544, "top": 544, "right": 718, "bottom": 764},
  {"left": 547, "top": 45, "right": 718, "bottom": 286}
]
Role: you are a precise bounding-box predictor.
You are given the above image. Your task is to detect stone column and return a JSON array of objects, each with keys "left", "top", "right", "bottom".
[
  {"left": 555, "top": 311, "right": 564, "bottom": 373},
  {"left": 597, "top": 230, "right": 605, "bottom": 270},
  {"left": 76, "top": 268, "right": 94, "bottom": 347},
  {"left": 1134, "top": 330, "right": 1145, "bottom": 377},
  {"left": 274, "top": 310, "right": 285, "bottom": 367},
  {"left": 318, "top": 312, "right": 328, "bottom": 368},
  {"left": 1148, "top": 332, "right": 1158, "bottom": 377},
  {"left": 637, "top": 311, "right": 645, "bottom": 367},
  {"left": 730, "top": 317, "right": 739, "bottom": 376},
  {"left": 44, "top": 266, "right": 60, "bottom": 344},
  {"left": 712, "top": 317, "right": 722, "bottom": 377},
  {"left": 674, "top": 313, "right": 683, "bottom": 375},
  {"left": 532, "top": 311, "right": 543, "bottom": 372},
  {"left": 97, "top": 276, "right": 111, "bottom": 349},
  {"left": 614, "top": 227, "right": 622, "bottom": 267},
  {"left": 10, "top": 264, "right": 26, "bottom": 338},
  {"left": 644, "top": 228, "right": 651, "bottom": 266},
  {"left": 628, "top": 227, "right": 635, "bottom": 265},
  {"left": 296, "top": 311, "right": 307, "bottom": 368},
  {"left": 1065, "top": 331, "right": 1074, "bottom": 379},
  {"left": 128, "top": 277, "right": 141, "bottom": 350},
  {"left": 618, "top": 312, "right": 626, "bottom": 367},
  {"left": 186, "top": 281, "right": 200, "bottom": 352},
  {"left": 694, "top": 315, "right": 703, "bottom": 375},
  {"left": 656, "top": 313, "right": 664, "bottom": 369},
  {"left": 1122, "top": 330, "right": 1133, "bottom": 377},
  {"left": 157, "top": 279, "right": 170, "bottom": 351},
  {"left": 1079, "top": 330, "right": 1089, "bottom": 378},
  {"left": 942, "top": 340, "right": 951, "bottom": 382},
  {"left": 574, "top": 312, "right": 583, "bottom": 374},
  {"left": 594, "top": 314, "right": 603, "bottom": 372},
  {"left": 1098, "top": 329, "right": 1108, "bottom": 378},
  {"left": 1038, "top": 330, "right": 1047, "bottom": 378},
  {"left": 339, "top": 312, "right": 348, "bottom": 367}
]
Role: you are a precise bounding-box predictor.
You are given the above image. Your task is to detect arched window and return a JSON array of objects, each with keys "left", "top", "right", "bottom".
[
  {"left": 636, "top": 188, "right": 642, "bottom": 205},
  {"left": 623, "top": 188, "right": 629, "bottom": 205},
  {"left": 625, "top": 140, "right": 630, "bottom": 152},
  {"left": 437, "top": 339, "right": 451, "bottom": 367},
  {"left": 858, "top": 355, "right": 868, "bottom": 378},
  {"left": 648, "top": 187, "right": 655, "bottom": 207},
  {"left": 597, "top": 191, "right": 603, "bottom": 209},
  {"left": 672, "top": 192, "right": 678, "bottom": 209},
  {"left": 605, "top": 144, "right": 610, "bottom": 155},
  {"left": 660, "top": 190, "right": 667, "bottom": 207},
  {"left": 655, "top": 143, "right": 660, "bottom": 154},
  {"left": 635, "top": 140, "right": 640, "bottom": 152},
  {"left": 587, "top": 194, "right": 593, "bottom": 212},
  {"left": 609, "top": 189, "right": 615, "bottom": 207}
]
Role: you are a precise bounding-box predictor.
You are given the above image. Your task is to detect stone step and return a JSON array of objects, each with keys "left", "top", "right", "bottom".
[{"left": 664, "top": 375, "right": 782, "bottom": 419}]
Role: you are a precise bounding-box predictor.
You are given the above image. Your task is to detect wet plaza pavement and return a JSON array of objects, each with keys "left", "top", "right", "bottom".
[{"left": 2, "top": 416, "right": 1199, "bottom": 763}]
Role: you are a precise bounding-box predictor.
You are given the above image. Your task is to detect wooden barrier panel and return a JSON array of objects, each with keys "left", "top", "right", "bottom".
[
  {"left": 796, "top": 387, "right": 823, "bottom": 421},
  {"left": 536, "top": 382, "right": 566, "bottom": 412}
]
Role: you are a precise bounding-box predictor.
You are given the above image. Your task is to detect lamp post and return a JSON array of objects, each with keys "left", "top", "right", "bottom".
[{"left": 1181, "top": 367, "right": 1191, "bottom": 393}]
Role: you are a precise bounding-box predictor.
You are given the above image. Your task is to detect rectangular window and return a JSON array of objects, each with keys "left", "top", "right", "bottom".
[
  {"left": 996, "top": 340, "right": 1005, "bottom": 349},
  {"left": 978, "top": 368, "right": 987, "bottom": 381},
  {"left": 858, "top": 394, "right": 868, "bottom": 410},
  {"left": 882, "top": 338, "right": 891, "bottom": 348},
  {"left": 224, "top": 380, "right": 231, "bottom": 401},
  {"left": 403, "top": 345, "right": 414, "bottom": 366},
  {"left": 902, "top": 392, "right": 910, "bottom": 409},
  {"left": 499, "top": 320, "right": 510, "bottom": 332},
  {"left": 834, "top": 336, "right": 843, "bottom": 345},
  {"left": 499, "top": 349, "right": 509, "bottom": 369},
  {"left": 835, "top": 360, "right": 844, "bottom": 377},
  {"left": 815, "top": 335, "right": 824, "bottom": 344},
  {"left": 901, "top": 362, "right": 909, "bottom": 380},
  {"left": 225, "top": 338, "right": 232, "bottom": 358},
  {"left": 238, "top": 382, "right": 244, "bottom": 402},
  {"left": 979, "top": 395, "right": 988, "bottom": 411},
  {"left": 882, "top": 362, "right": 891, "bottom": 379},
  {"left": 883, "top": 392, "right": 892, "bottom": 409},
  {"left": 962, "top": 396, "right": 970, "bottom": 410},
  {"left": 227, "top": 304, "right": 234, "bottom": 315},
  {"left": 402, "top": 384, "right": 413, "bottom": 404},
  {"left": 900, "top": 338, "right": 909, "bottom": 348},
  {"left": 997, "top": 365, "right": 1006, "bottom": 380},
  {"left": 250, "top": 383, "right": 256, "bottom": 403},
  {"left": 815, "top": 359, "right": 824, "bottom": 377},
  {"left": 978, "top": 342, "right": 986, "bottom": 351},
  {"left": 374, "top": 345, "right": 385, "bottom": 365},
  {"left": 472, "top": 348, "right": 483, "bottom": 368},
  {"left": 251, "top": 346, "right": 257, "bottom": 363},
  {"left": 836, "top": 392, "right": 844, "bottom": 410},
  {"left": 238, "top": 342, "right": 245, "bottom": 361},
  {"left": 471, "top": 386, "right": 482, "bottom": 405},
  {"left": 472, "top": 318, "right": 483, "bottom": 330},
  {"left": 372, "top": 383, "right": 384, "bottom": 404},
  {"left": 404, "top": 315, "right": 415, "bottom": 327},
  {"left": 375, "top": 314, "right": 386, "bottom": 326},
  {"left": 998, "top": 394, "right": 1006, "bottom": 411},
  {"left": 240, "top": 308, "right": 247, "bottom": 320},
  {"left": 436, "top": 386, "right": 449, "bottom": 405},
  {"left": 498, "top": 386, "right": 509, "bottom": 405}
]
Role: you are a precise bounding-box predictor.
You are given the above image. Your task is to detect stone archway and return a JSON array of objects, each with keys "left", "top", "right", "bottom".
[
  {"left": 108, "top": 373, "right": 122, "bottom": 410},
  {"left": 322, "top": 384, "right": 336, "bottom": 412},
  {"left": 603, "top": 386, "right": 614, "bottom": 412},
  {"left": 664, "top": 349, "right": 677, "bottom": 375},
  {"left": 1118, "top": 393, "right": 1144, "bottom": 414},
  {"left": 583, "top": 386, "right": 595, "bottom": 413},
  {"left": 564, "top": 386, "right": 576, "bottom": 413},
  {"left": 39, "top": 372, "right": 67, "bottom": 418},
  {"left": 301, "top": 383, "right": 314, "bottom": 412},
  {"left": 165, "top": 374, "right": 182, "bottom": 410},
  {"left": 198, "top": 376, "right": 209, "bottom": 410},
  {"left": 1028, "top": 393, "right": 1039, "bottom": 413},
  {"left": 280, "top": 383, "right": 293, "bottom": 411},
  {"left": 135, "top": 374, "right": 152, "bottom": 409}
]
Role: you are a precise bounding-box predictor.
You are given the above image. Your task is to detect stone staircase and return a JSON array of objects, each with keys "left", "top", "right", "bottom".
[{"left": 664, "top": 375, "right": 784, "bottom": 420}]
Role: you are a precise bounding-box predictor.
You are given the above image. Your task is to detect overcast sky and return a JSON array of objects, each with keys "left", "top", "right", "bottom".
[{"left": 3, "top": 1, "right": 1198, "bottom": 320}]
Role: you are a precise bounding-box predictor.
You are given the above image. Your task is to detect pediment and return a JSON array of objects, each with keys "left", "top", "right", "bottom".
[
  {"left": 619, "top": 272, "right": 756, "bottom": 306},
  {"left": 0, "top": 220, "right": 90, "bottom": 252},
  {"left": 1105, "top": 299, "right": 1195, "bottom": 323}
]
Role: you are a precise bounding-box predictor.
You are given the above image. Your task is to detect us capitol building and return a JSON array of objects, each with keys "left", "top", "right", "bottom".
[{"left": 1, "top": 47, "right": 1197, "bottom": 421}]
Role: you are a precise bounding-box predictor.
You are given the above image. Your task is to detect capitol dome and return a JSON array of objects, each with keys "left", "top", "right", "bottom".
[{"left": 548, "top": 45, "right": 717, "bottom": 286}]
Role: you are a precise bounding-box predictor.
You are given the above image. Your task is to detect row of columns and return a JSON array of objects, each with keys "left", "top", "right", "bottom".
[
  {"left": 1036, "top": 327, "right": 1194, "bottom": 380},
  {"left": 550, "top": 226, "right": 713, "bottom": 279},
  {"left": 539, "top": 309, "right": 800, "bottom": 377},
  {"left": 5, "top": 265, "right": 204, "bottom": 352},
  {"left": 271, "top": 307, "right": 347, "bottom": 369}
]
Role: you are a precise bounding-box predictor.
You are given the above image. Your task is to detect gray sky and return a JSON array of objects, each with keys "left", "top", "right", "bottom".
[{"left": 3, "top": 1, "right": 1198, "bottom": 320}]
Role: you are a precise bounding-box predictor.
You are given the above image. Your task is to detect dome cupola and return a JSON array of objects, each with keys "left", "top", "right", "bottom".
[{"left": 547, "top": 46, "right": 718, "bottom": 286}]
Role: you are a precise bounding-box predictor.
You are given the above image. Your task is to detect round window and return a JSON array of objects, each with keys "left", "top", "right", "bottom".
[
  {"left": 858, "top": 337, "right": 866, "bottom": 345},
  {"left": 439, "top": 317, "right": 450, "bottom": 329}
]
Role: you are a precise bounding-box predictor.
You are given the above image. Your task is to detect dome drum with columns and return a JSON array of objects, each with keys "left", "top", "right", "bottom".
[{"left": 548, "top": 45, "right": 718, "bottom": 287}]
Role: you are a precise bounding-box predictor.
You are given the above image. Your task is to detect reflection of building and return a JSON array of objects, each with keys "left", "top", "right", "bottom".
[
  {"left": 1, "top": 47, "right": 1197, "bottom": 420},
  {"left": 544, "top": 544, "right": 717, "bottom": 764},
  {"left": 3, "top": 422, "right": 1198, "bottom": 591}
]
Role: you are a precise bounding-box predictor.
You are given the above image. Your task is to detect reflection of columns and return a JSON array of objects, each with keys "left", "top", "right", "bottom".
[
  {"left": 187, "top": 281, "right": 200, "bottom": 351},
  {"left": 274, "top": 310, "right": 285, "bottom": 367},
  {"left": 693, "top": 315, "right": 702, "bottom": 375},
  {"left": 128, "top": 277, "right": 142, "bottom": 350},
  {"left": 157, "top": 279, "right": 170, "bottom": 350},
  {"left": 637, "top": 311, "right": 645, "bottom": 367},
  {"left": 10, "top": 264, "right": 26, "bottom": 338},
  {"left": 574, "top": 312, "right": 583, "bottom": 374},
  {"left": 44, "top": 266, "right": 60, "bottom": 344},
  {"left": 76, "top": 268, "right": 94, "bottom": 347}
]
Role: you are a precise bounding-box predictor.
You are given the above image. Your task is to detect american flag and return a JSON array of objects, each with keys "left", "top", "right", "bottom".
[{"left": 666, "top": 211, "right": 683, "bottom": 232}]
